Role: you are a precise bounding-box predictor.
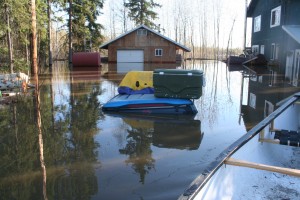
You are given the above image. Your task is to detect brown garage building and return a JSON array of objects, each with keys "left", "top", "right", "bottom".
[{"left": 100, "top": 24, "right": 190, "bottom": 64}]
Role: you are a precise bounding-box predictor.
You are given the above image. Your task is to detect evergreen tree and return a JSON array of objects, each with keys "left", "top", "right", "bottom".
[
  {"left": 68, "top": 0, "right": 105, "bottom": 52},
  {"left": 125, "top": 0, "right": 161, "bottom": 29},
  {"left": 0, "top": 0, "right": 49, "bottom": 72}
]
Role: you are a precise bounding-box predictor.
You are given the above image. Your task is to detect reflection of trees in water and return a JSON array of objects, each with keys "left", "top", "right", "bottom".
[
  {"left": 0, "top": 65, "right": 103, "bottom": 199},
  {"left": 0, "top": 98, "right": 37, "bottom": 174},
  {"left": 0, "top": 87, "right": 50, "bottom": 199},
  {"left": 68, "top": 71, "right": 102, "bottom": 162},
  {"left": 119, "top": 127, "right": 155, "bottom": 184},
  {"left": 118, "top": 116, "right": 202, "bottom": 184},
  {"left": 34, "top": 73, "right": 48, "bottom": 200}
]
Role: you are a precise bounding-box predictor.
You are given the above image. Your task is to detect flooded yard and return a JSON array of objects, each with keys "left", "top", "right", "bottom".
[{"left": 0, "top": 60, "right": 298, "bottom": 200}]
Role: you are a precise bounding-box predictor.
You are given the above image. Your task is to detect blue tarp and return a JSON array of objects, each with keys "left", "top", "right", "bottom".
[{"left": 118, "top": 86, "right": 154, "bottom": 95}]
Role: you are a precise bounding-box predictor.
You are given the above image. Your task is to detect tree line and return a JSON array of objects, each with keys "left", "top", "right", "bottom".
[
  {"left": 0, "top": 0, "right": 244, "bottom": 74},
  {"left": 0, "top": 0, "right": 162, "bottom": 74}
]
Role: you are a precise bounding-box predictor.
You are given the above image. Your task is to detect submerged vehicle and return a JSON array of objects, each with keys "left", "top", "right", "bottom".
[
  {"left": 102, "top": 70, "right": 204, "bottom": 115},
  {"left": 179, "top": 92, "right": 300, "bottom": 199}
]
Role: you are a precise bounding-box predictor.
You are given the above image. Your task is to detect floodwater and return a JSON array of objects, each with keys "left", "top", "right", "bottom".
[{"left": 0, "top": 60, "right": 299, "bottom": 200}]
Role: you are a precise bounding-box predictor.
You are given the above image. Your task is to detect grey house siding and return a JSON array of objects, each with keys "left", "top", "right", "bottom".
[
  {"left": 285, "top": 1, "right": 300, "bottom": 25},
  {"left": 250, "top": 0, "right": 284, "bottom": 62},
  {"left": 248, "top": 0, "right": 300, "bottom": 75}
]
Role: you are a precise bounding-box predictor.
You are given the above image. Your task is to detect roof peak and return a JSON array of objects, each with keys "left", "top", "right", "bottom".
[{"left": 99, "top": 25, "right": 190, "bottom": 52}]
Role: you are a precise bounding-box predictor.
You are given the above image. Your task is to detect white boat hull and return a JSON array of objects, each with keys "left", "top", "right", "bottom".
[{"left": 179, "top": 93, "right": 300, "bottom": 200}]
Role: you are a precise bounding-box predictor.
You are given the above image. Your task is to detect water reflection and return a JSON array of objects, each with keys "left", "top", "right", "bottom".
[
  {"left": 108, "top": 113, "right": 203, "bottom": 184},
  {"left": 108, "top": 62, "right": 180, "bottom": 74},
  {"left": 241, "top": 64, "right": 300, "bottom": 130},
  {"left": 0, "top": 64, "right": 103, "bottom": 199},
  {"left": 33, "top": 72, "right": 48, "bottom": 200},
  {"left": 0, "top": 60, "right": 299, "bottom": 200}
]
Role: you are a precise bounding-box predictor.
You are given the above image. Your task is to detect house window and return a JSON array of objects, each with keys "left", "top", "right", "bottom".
[
  {"left": 270, "top": 6, "right": 281, "bottom": 28},
  {"left": 271, "top": 43, "right": 276, "bottom": 60},
  {"left": 269, "top": 70, "right": 275, "bottom": 86},
  {"left": 260, "top": 45, "right": 265, "bottom": 54},
  {"left": 137, "top": 29, "right": 147, "bottom": 36},
  {"left": 249, "top": 93, "right": 256, "bottom": 109},
  {"left": 254, "top": 15, "right": 261, "bottom": 32},
  {"left": 275, "top": 44, "right": 280, "bottom": 59},
  {"left": 271, "top": 43, "right": 279, "bottom": 60},
  {"left": 252, "top": 45, "right": 259, "bottom": 55},
  {"left": 155, "top": 49, "right": 163, "bottom": 56}
]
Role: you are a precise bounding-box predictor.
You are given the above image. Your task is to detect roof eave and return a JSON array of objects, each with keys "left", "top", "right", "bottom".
[
  {"left": 99, "top": 24, "right": 190, "bottom": 52},
  {"left": 282, "top": 25, "right": 300, "bottom": 44},
  {"left": 247, "top": 0, "right": 258, "bottom": 17}
]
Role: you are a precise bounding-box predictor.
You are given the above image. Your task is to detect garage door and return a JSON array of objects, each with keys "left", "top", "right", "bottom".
[{"left": 117, "top": 50, "right": 144, "bottom": 63}]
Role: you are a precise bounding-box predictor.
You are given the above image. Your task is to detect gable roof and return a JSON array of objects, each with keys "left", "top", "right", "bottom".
[{"left": 99, "top": 24, "right": 191, "bottom": 52}]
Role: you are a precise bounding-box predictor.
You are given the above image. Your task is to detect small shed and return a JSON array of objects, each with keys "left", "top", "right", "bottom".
[{"left": 100, "top": 24, "right": 190, "bottom": 64}]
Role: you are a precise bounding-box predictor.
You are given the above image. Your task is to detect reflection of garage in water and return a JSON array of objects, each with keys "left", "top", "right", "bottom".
[
  {"left": 153, "top": 119, "right": 203, "bottom": 150},
  {"left": 118, "top": 115, "right": 203, "bottom": 152}
]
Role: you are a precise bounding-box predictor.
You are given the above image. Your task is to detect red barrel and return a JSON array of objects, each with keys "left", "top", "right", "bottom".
[{"left": 72, "top": 52, "right": 101, "bottom": 67}]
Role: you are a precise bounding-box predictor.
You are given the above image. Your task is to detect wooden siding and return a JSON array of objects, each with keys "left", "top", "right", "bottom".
[{"left": 107, "top": 30, "right": 177, "bottom": 63}]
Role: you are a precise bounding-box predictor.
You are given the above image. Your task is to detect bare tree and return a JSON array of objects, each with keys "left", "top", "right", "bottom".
[
  {"left": 31, "top": 0, "right": 38, "bottom": 76},
  {"left": 31, "top": 0, "right": 47, "bottom": 199},
  {"left": 212, "top": 0, "right": 221, "bottom": 60},
  {"left": 226, "top": 18, "right": 236, "bottom": 59},
  {"left": 121, "top": 0, "right": 128, "bottom": 33},
  {"left": 109, "top": 1, "right": 117, "bottom": 39},
  {"left": 48, "top": 0, "right": 52, "bottom": 68}
]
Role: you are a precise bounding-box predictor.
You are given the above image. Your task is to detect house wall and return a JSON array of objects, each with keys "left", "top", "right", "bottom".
[
  {"left": 250, "top": 0, "right": 284, "bottom": 62},
  {"left": 107, "top": 30, "right": 177, "bottom": 63},
  {"left": 284, "top": 1, "right": 300, "bottom": 25},
  {"left": 249, "top": 0, "right": 300, "bottom": 77}
]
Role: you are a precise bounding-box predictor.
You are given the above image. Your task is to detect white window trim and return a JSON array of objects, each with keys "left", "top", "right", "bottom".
[
  {"left": 270, "top": 6, "right": 281, "bottom": 28},
  {"left": 249, "top": 93, "right": 256, "bottom": 109},
  {"left": 260, "top": 45, "right": 265, "bottom": 54},
  {"left": 275, "top": 44, "right": 280, "bottom": 59},
  {"left": 155, "top": 49, "right": 163, "bottom": 56},
  {"left": 271, "top": 43, "right": 276, "bottom": 60},
  {"left": 254, "top": 15, "right": 261, "bottom": 32},
  {"left": 252, "top": 45, "right": 259, "bottom": 55}
]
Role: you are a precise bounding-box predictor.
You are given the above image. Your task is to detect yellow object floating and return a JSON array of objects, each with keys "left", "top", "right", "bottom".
[{"left": 119, "top": 71, "right": 153, "bottom": 90}]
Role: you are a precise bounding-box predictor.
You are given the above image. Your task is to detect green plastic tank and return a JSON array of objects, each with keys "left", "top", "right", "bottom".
[{"left": 153, "top": 69, "right": 204, "bottom": 99}]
